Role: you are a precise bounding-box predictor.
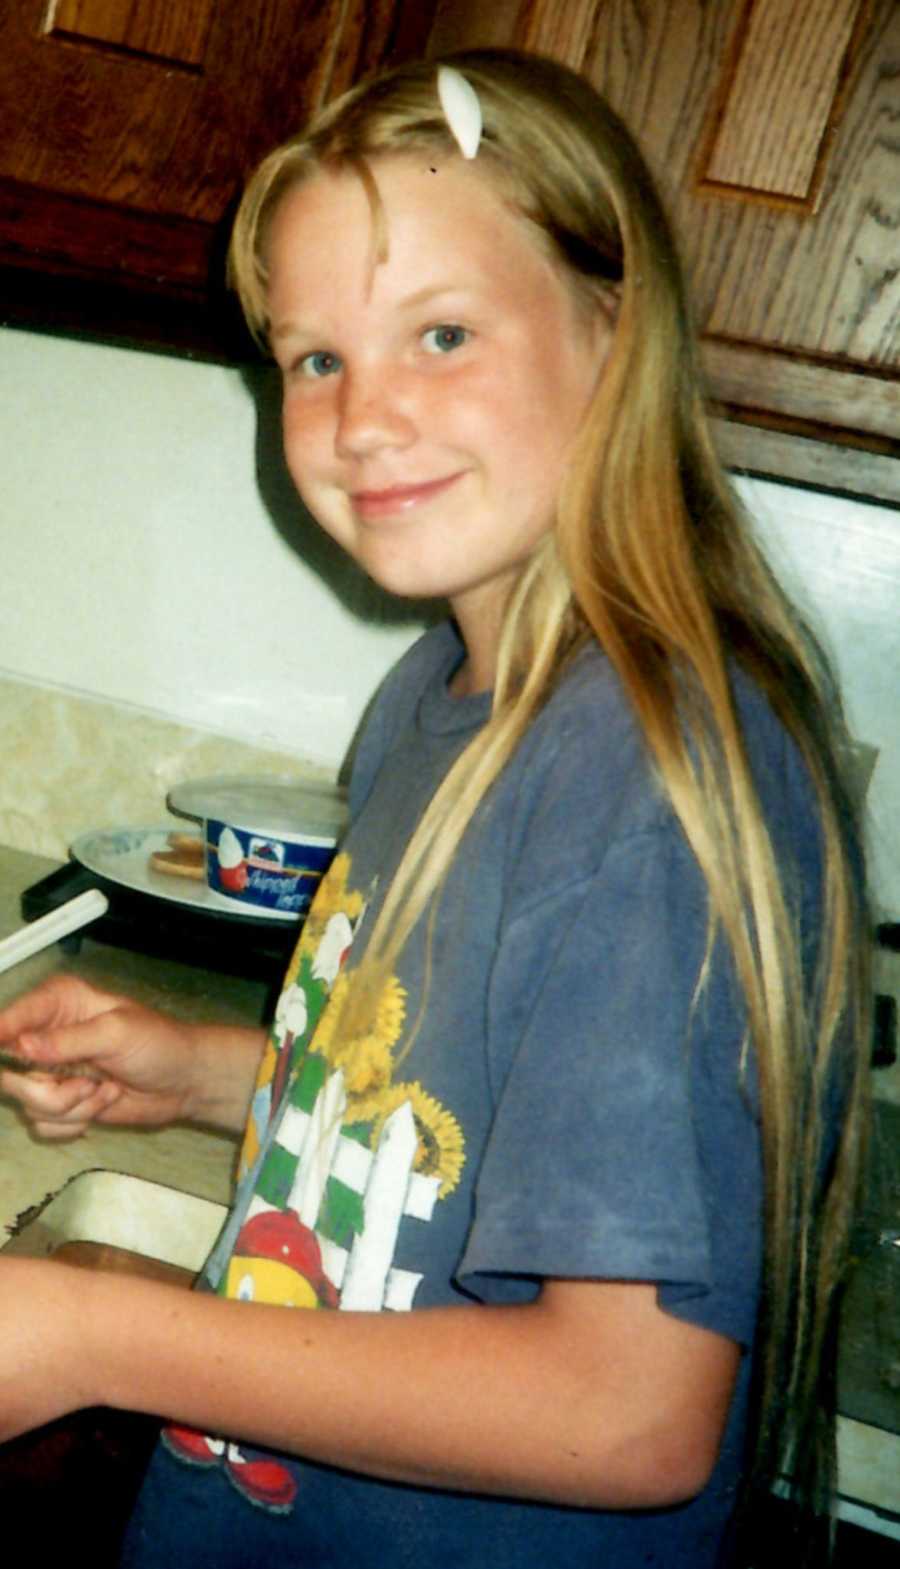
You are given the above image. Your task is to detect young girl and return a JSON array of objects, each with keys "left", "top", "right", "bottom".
[{"left": 0, "top": 49, "right": 870, "bottom": 1568}]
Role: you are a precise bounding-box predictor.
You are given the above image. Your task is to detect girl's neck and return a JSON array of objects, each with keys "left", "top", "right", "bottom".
[
  {"left": 449, "top": 594, "right": 505, "bottom": 698},
  {"left": 447, "top": 646, "right": 495, "bottom": 699}
]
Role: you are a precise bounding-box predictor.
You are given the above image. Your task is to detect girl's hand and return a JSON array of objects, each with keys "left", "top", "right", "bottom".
[{"left": 0, "top": 973, "right": 208, "bottom": 1139}]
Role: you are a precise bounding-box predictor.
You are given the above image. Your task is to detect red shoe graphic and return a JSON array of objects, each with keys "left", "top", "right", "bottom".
[
  {"left": 225, "top": 1447, "right": 298, "bottom": 1513},
  {"left": 162, "top": 1425, "right": 225, "bottom": 1467},
  {"left": 161, "top": 1424, "right": 297, "bottom": 1515}
]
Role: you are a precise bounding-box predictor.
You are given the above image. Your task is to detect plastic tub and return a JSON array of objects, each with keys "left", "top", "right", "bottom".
[{"left": 168, "top": 774, "right": 347, "bottom": 918}]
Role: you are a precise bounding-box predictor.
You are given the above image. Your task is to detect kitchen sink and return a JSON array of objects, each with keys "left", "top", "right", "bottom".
[
  {"left": 2, "top": 1167, "right": 227, "bottom": 1280},
  {"left": 0, "top": 1170, "right": 228, "bottom": 1560}
]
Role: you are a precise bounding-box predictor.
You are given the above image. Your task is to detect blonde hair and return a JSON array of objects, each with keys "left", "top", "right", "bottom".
[{"left": 229, "top": 49, "right": 870, "bottom": 1558}]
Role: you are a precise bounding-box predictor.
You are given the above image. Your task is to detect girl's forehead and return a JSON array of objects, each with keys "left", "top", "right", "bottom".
[
  {"left": 268, "top": 153, "right": 557, "bottom": 296},
  {"left": 292, "top": 154, "right": 508, "bottom": 230}
]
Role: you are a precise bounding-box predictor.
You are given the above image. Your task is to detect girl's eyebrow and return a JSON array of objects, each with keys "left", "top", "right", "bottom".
[
  {"left": 397, "top": 282, "right": 472, "bottom": 309},
  {"left": 270, "top": 318, "right": 312, "bottom": 344},
  {"left": 271, "top": 284, "right": 474, "bottom": 344}
]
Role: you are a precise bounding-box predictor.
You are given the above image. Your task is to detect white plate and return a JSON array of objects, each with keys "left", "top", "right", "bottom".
[{"left": 71, "top": 827, "right": 298, "bottom": 923}]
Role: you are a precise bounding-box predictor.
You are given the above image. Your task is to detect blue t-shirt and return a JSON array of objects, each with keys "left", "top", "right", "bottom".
[{"left": 122, "top": 623, "right": 827, "bottom": 1567}]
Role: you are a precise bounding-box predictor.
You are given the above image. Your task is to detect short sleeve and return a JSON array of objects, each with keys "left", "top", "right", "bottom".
[{"left": 457, "top": 813, "right": 763, "bottom": 1348}]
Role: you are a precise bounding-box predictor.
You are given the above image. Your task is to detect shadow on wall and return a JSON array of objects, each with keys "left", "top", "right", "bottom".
[{"left": 241, "top": 362, "right": 441, "bottom": 634}]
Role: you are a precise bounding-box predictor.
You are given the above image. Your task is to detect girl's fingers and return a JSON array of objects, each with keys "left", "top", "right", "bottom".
[
  {"left": 30, "top": 1116, "right": 91, "bottom": 1142},
  {"left": 0, "top": 975, "right": 117, "bottom": 1048},
  {"left": 28, "top": 1081, "right": 124, "bottom": 1140},
  {"left": 1, "top": 1070, "right": 122, "bottom": 1131},
  {"left": 16, "top": 1018, "right": 119, "bottom": 1073}
]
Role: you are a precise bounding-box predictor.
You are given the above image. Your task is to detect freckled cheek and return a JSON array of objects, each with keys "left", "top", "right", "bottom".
[
  {"left": 440, "top": 378, "right": 518, "bottom": 455},
  {"left": 282, "top": 405, "right": 336, "bottom": 487}
]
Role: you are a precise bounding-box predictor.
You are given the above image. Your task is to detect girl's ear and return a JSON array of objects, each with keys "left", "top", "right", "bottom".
[
  {"left": 587, "top": 288, "right": 619, "bottom": 379},
  {"left": 593, "top": 283, "right": 621, "bottom": 335}
]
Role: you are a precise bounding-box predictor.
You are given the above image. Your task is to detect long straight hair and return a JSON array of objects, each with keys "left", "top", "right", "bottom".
[{"left": 229, "top": 49, "right": 870, "bottom": 1558}]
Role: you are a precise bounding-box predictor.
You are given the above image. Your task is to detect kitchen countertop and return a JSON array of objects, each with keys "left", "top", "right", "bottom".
[{"left": 0, "top": 845, "right": 273, "bottom": 1231}]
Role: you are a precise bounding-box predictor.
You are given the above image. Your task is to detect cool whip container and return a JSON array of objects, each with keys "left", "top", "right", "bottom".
[{"left": 168, "top": 774, "right": 346, "bottom": 918}]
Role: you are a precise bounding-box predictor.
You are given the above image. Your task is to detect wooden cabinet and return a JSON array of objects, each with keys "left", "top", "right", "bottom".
[
  {"left": 2, "top": 0, "right": 897, "bottom": 502},
  {"left": 0, "top": 0, "right": 436, "bottom": 356},
  {"left": 430, "top": 0, "right": 900, "bottom": 504}
]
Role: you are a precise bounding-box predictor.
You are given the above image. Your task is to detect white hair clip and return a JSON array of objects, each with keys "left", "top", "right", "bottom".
[{"left": 437, "top": 65, "right": 483, "bottom": 160}]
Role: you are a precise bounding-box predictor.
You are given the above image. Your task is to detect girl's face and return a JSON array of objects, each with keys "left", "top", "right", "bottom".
[{"left": 266, "top": 154, "right": 608, "bottom": 686}]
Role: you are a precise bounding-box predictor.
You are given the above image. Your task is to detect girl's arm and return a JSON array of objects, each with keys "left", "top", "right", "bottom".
[
  {"left": 0, "top": 974, "right": 265, "bottom": 1137},
  {"left": 1, "top": 1259, "right": 739, "bottom": 1510}
]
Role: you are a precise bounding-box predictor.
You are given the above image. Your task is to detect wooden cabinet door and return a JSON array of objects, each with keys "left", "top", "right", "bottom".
[
  {"left": 0, "top": 0, "right": 435, "bottom": 355},
  {"left": 430, "top": 0, "right": 900, "bottom": 503}
]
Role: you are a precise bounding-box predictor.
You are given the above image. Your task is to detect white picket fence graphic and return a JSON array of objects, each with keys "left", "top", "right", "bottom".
[{"left": 245, "top": 1069, "right": 439, "bottom": 1312}]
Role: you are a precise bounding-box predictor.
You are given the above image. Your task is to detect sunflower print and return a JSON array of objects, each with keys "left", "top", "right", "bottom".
[
  {"left": 313, "top": 970, "right": 407, "bottom": 1113},
  {"left": 370, "top": 1081, "right": 466, "bottom": 1199},
  {"left": 241, "top": 848, "right": 466, "bottom": 1213}
]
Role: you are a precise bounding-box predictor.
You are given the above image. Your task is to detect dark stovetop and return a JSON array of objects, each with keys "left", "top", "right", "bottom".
[{"left": 20, "top": 859, "right": 298, "bottom": 985}]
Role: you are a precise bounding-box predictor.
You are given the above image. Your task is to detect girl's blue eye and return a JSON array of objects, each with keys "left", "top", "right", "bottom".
[
  {"left": 423, "top": 325, "right": 468, "bottom": 354},
  {"left": 298, "top": 350, "right": 342, "bottom": 379}
]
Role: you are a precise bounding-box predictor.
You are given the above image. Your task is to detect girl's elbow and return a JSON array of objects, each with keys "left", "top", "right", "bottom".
[
  {"left": 574, "top": 1423, "right": 722, "bottom": 1511},
  {"left": 644, "top": 1436, "right": 720, "bottom": 1507}
]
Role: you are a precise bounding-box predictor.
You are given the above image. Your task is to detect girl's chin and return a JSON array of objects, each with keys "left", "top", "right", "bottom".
[{"left": 350, "top": 547, "right": 455, "bottom": 603}]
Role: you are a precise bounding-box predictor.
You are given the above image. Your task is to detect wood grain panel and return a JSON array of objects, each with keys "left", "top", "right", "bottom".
[
  {"left": 328, "top": 0, "right": 442, "bottom": 100},
  {"left": 45, "top": 0, "right": 215, "bottom": 68},
  {"left": 713, "top": 418, "right": 900, "bottom": 506},
  {"left": 0, "top": 176, "right": 216, "bottom": 289},
  {"left": 0, "top": 0, "right": 443, "bottom": 355},
  {"left": 487, "top": 0, "right": 900, "bottom": 494},
  {"left": 703, "top": 340, "right": 900, "bottom": 439},
  {"left": 702, "top": 0, "right": 864, "bottom": 204},
  {"left": 517, "top": 0, "right": 599, "bottom": 65},
  {"left": 576, "top": 0, "right": 899, "bottom": 368},
  {"left": 579, "top": 0, "right": 743, "bottom": 204},
  {"left": 687, "top": 7, "right": 900, "bottom": 369},
  {"left": 428, "top": 0, "right": 524, "bottom": 54},
  {"left": 0, "top": 0, "right": 352, "bottom": 222}
]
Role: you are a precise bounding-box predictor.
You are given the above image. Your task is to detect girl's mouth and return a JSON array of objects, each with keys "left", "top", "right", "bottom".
[{"left": 350, "top": 471, "right": 464, "bottom": 520}]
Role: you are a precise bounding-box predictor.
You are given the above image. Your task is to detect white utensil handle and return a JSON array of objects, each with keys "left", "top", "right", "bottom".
[{"left": 0, "top": 888, "right": 109, "bottom": 975}]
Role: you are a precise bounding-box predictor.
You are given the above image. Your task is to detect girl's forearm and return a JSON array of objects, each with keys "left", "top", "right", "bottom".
[
  {"left": 181, "top": 1024, "right": 267, "bottom": 1132},
  {"left": 73, "top": 1266, "right": 737, "bottom": 1511}
]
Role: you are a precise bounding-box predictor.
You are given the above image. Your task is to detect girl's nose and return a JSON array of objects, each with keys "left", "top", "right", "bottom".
[{"left": 334, "top": 366, "right": 416, "bottom": 459}]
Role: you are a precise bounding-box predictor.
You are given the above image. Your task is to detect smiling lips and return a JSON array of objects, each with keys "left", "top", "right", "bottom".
[{"left": 350, "top": 470, "right": 465, "bottom": 520}]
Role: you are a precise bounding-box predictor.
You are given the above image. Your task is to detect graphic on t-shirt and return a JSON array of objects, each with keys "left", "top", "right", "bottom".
[
  {"left": 226, "top": 1209, "right": 339, "bottom": 1309},
  {"left": 237, "top": 852, "right": 363, "bottom": 1175},
  {"left": 163, "top": 849, "right": 466, "bottom": 1513}
]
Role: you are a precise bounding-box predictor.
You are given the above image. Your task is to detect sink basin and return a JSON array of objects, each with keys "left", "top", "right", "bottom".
[
  {"left": 0, "top": 1170, "right": 229, "bottom": 1559},
  {"left": 2, "top": 1168, "right": 227, "bottom": 1281}
]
